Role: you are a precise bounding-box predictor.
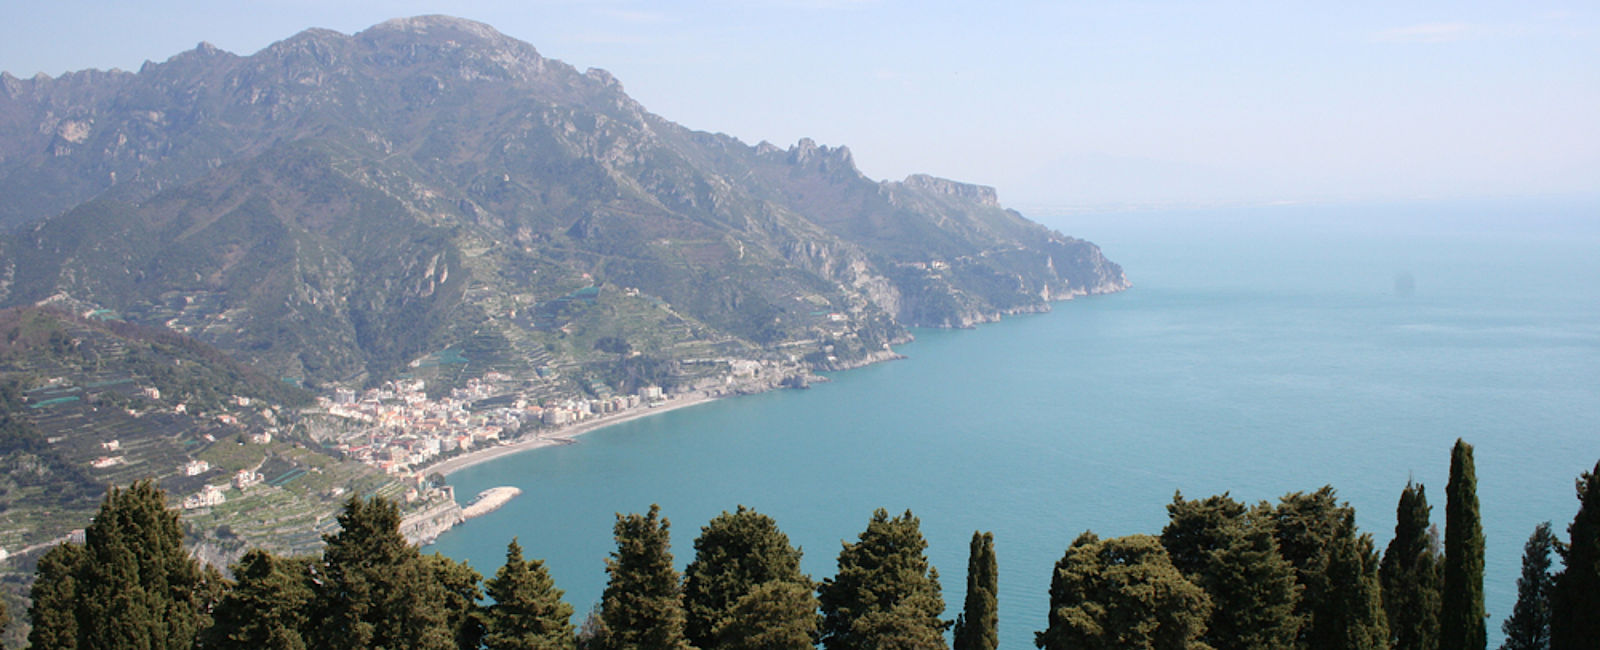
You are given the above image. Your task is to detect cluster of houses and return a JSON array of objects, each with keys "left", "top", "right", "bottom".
[
  {"left": 179, "top": 468, "right": 265, "bottom": 510},
  {"left": 319, "top": 377, "right": 667, "bottom": 476}
]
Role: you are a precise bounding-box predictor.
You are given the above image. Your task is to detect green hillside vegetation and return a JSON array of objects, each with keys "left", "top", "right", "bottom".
[
  {"left": 7, "top": 442, "right": 1597, "bottom": 650},
  {"left": 0, "top": 307, "right": 411, "bottom": 608},
  {"left": 0, "top": 16, "right": 1126, "bottom": 397}
]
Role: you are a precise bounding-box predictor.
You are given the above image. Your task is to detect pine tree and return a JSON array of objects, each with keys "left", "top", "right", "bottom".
[
  {"left": 710, "top": 580, "right": 821, "bottom": 650},
  {"left": 483, "top": 538, "right": 577, "bottom": 650},
  {"left": 594, "top": 504, "right": 691, "bottom": 650},
  {"left": 953, "top": 531, "right": 999, "bottom": 650},
  {"left": 1035, "top": 532, "right": 1211, "bottom": 650},
  {"left": 26, "top": 541, "right": 85, "bottom": 650},
  {"left": 423, "top": 553, "right": 487, "bottom": 650},
  {"left": 1442, "top": 439, "right": 1486, "bottom": 650},
  {"left": 818, "top": 508, "right": 949, "bottom": 650},
  {"left": 309, "top": 495, "right": 455, "bottom": 650},
  {"left": 1500, "top": 522, "right": 1555, "bottom": 650},
  {"left": 1161, "top": 493, "right": 1302, "bottom": 650},
  {"left": 1550, "top": 459, "right": 1600, "bottom": 650},
  {"left": 683, "top": 506, "right": 815, "bottom": 650},
  {"left": 205, "top": 550, "right": 314, "bottom": 649},
  {"left": 1270, "top": 487, "right": 1390, "bottom": 650},
  {"left": 1381, "top": 481, "right": 1442, "bottom": 650}
]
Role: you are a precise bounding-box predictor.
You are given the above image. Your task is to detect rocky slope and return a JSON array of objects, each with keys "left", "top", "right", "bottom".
[{"left": 0, "top": 16, "right": 1127, "bottom": 392}]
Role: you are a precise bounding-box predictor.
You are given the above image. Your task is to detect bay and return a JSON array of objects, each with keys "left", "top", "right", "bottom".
[{"left": 431, "top": 196, "right": 1600, "bottom": 647}]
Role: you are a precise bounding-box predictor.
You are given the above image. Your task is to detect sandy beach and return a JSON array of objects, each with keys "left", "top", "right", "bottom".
[{"left": 422, "top": 391, "right": 722, "bottom": 477}]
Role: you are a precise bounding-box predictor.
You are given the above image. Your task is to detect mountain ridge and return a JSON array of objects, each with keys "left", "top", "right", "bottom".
[{"left": 0, "top": 16, "right": 1127, "bottom": 393}]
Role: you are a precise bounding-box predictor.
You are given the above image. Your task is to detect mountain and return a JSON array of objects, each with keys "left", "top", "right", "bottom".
[{"left": 0, "top": 16, "right": 1126, "bottom": 392}]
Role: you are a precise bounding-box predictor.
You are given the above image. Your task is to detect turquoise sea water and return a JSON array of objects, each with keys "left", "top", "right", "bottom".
[{"left": 431, "top": 197, "right": 1600, "bottom": 647}]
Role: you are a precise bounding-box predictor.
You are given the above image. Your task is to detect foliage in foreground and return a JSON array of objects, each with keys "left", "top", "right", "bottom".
[{"left": 12, "top": 443, "right": 1600, "bottom": 650}]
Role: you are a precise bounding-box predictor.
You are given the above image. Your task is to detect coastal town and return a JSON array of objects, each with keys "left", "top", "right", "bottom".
[{"left": 317, "top": 374, "right": 670, "bottom": 477}]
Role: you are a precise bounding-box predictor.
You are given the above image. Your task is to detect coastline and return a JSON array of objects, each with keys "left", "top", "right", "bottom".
[{"left": 422, "top": 391, "right": 724, "bottom": 477}]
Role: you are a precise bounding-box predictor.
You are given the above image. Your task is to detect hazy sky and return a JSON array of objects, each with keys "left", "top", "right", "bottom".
[{"left": 3, "top": 1, "right": 1597, "bottom": 210}]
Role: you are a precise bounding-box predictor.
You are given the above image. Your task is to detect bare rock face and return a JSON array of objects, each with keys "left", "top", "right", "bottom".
[
  {"left": 0, "top": 15, "right": 1126, "bottom": 388},
  {"left": 900, "top": 174, "right": 1000, "bottom": 207}
]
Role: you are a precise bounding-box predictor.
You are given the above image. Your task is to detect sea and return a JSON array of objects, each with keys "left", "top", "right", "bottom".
[{"left": 430, "top": 196, "right": 1600, "bottom": 648}]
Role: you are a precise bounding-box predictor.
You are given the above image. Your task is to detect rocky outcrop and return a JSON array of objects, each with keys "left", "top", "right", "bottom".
[
  {"left": 899, "top": 174, "right": 1000, "bottom": 207},
  {"left": 399, "top": 498, "right": 464, "bottom": 546}
]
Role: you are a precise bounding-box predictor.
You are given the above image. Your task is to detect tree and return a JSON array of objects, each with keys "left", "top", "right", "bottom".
[
  {"left": 1161, "top": 493, "right": 1302, "bottom": 650},
  {"left": 594, "top": 504, "right": 691, "bottom": 650},
  {"left": 818, "top": 508, "right": 949, "bottom": 650},
  {"left": 27, "top": 541, "right": 85, "bottom": 650},
  {"left": 41, "top": 480, "right": 216, "bottom": 650},
  {"left": 205, "top": 550, "right": 314, "bottom": 649},
  {"left": 1381, "top": 481, "right": 1442, "bottom": 650},
  {"left": 1035, "top": 532, "right": 1212, "bottom": 650},
  {"left": 483, "top": 538, "right": 577, "bottom": 650},
  {"left": 1550, "top": 459, "right": 1600, "bottom": 649},
  {"left": 309, "top": 495, "right": 455, "bottom": 650},
  {"left": 1270, "top": 487, "right": 1389, "bottom": 650},
  {"left": 683, "top": 506, "right": 816, "bottom": 650},
  {"left": 1500, "top": 522, "right": 1555, "bottom": 650},
  {"left": 711, "top": 579, "right": 821, "bottom": 650},
  {"left": 1442, "top": 439, "right": 1486, "bottom": 650},
  {"left": 423, "top": 553, "right": 487, "bottom": 650},
  {"left": 953, "top": 531, "right": 999, "bottom": 650}
]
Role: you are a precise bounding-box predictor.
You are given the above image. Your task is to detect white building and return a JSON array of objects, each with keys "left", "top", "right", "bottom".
[
  {"left": 184, "top": 459, "right": 210, "bottom": 476},
  {"left": 233, "top": 469, "right": 263, "bottom": 489},
  {"left": 183, "top": 485, "right": 226, "bottom": 510}
]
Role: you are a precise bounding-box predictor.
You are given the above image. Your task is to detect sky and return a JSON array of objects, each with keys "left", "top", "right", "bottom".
[{"left": 2, "top": 1, "right": 1597, "bottom": 211}]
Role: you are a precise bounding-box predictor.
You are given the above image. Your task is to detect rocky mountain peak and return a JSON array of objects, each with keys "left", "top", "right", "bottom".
[{"left": 900, "top": 174, "right": 1000, "bottom": 207}]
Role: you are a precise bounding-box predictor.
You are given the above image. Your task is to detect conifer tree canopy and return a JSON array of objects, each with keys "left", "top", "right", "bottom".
[
  {"left": 953, "top": 531, "right": 999, "bottom": 650},
  {"left": 683, "top": 506, "right": 815, "bottom": 650},
  {"left": 1380, "top": 481, "right": 1442, "bottom": 650},
  {"left": 1269, "top": 487, "right": 1389, "bottom": 650},
  {"left": 310, "top": 495, "right": 456, "bottom": 650},
  {"left": 1550, "top": 459, "right": 1600, "bottom": 649},
  {"left": 818, "top": 508, "right": 949, "bottom": 650},
  {"left": 1161, "top": 493, "right": 1302, "bottom": 650},
  {"left": 205, "top": 550, "right": 314, "bottom": 650},
  {"left": 1442, "top": 439, "right": 1486, "bottom": 650},
  {"left": 483, "top": 538, "right": 577, "bottom": 650},
  {"left": 595, "top": 504, "right": 691, "bottom": 650},
  {"left": 26, "top": 480, "right": 213, "bottom": 650},
  {"left": 1500, "top": 522, "right": 1554, "bottom": 650},
  {"left": 1035, "top": 532, "right": 1211, "bottom": 650}
]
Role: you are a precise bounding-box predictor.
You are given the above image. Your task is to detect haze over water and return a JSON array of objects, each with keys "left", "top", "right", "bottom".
[{"left": 432, "top": 197, "right": 1600, "bottom": 648}]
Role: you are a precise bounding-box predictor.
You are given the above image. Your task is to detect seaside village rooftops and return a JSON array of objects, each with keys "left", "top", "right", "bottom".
[{"left": 319, "top": 377, "right": 670, "bottom": 479}]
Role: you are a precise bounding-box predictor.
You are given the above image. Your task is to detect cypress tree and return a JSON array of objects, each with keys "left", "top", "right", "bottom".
[
  {"left": 683, "top": 506, "right": 815, "bottom": 650},
  {"left": 1271, "top": 487, "right": 1389, "bottom": 650},
  {"left": 953, "top": 531, "right": 999, "bottom": 650},
  {"left": 1442, "top": 439, "right": 1486, "bottom": 650},
  {"left": 1035, "top": 532, "right": 1212, "bottom": 650},
  {"left": 1161, "top": 493, "right": 1302, "bottom": 650},
  {"left": 1381, "top": 481, "right": 1442, "bottom": 650},
  {"left": 483, "top": 538, "right": 577, "bottom": 650},
  {"left": 205, "top": 550, "right": 314, "bottom": 649},
  {"left": 818, "top": 508, "right": 949, "bottom": 650},
  {"left": 595, "top": 504, "right": 691, "bottom": 650},
  {"left": 1550, "top": 459, "right": 1600, "bottom": 649},
  {"left": 27, "top": 541, "right": 85, "bottom": 650},
  {"left": 1500, "top": 522, "right": 1555, "bottom": 650}
]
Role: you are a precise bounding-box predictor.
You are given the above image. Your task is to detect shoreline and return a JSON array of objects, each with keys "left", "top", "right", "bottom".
[{"left": 422, "top": 391, "right": 724, "bottom": 477}]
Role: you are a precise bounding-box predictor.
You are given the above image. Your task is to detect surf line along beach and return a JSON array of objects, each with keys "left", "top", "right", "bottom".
[{"left": 421, "top": 390, "right": 724, "bottom": 478}]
